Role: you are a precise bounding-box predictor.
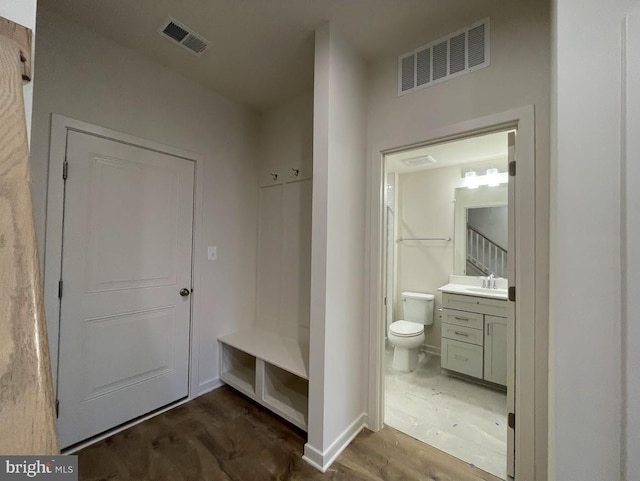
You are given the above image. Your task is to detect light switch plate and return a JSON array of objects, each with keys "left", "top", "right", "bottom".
[{"left": 207, "top": 246, "right": 217, "bottom": 260}]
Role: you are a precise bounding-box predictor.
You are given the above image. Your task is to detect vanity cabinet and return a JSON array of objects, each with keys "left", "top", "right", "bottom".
[
  {"left": 484, "top": 315, "right": 508, "bottom": 385},
  {"left": 440, "top": 292, "right": 508, "bottom": 386},
  {"left": 441, "top": 338, "right": 484, "bottom": 379}
]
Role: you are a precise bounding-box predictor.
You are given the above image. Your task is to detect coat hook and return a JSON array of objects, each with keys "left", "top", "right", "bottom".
[
  {"left": 271, "top": 172, "right": 278, "bottom": 181},
  {"left": 292, "top": 168, "right": 300, "bottom": 177}
]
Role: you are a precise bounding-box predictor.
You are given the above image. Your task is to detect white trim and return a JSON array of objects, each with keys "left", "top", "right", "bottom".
[
  {"left": 366, "top": 105, "right": 541, "bottom": 481},
  {"left": 43, "top": 113, "right": 205, "bottom": 407},
  {"left": 198, "top": 378, "right": 225, "bottom": 396},
  {"left": 302, "top": 413, "right": 367, "bottom": 472},
  {"left": 301, "top": 443, "right": 325, "bottom": 471}
]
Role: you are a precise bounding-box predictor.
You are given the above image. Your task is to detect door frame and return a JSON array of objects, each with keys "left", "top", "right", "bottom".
[
  {"left": 366, "top": 105, "right": 545, "bottom": 480},
  {"left": 43, "top": 114, "right": 204, "bottom": 408}
]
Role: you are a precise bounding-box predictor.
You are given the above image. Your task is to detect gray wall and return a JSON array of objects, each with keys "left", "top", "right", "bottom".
[{"left": 30, "top": 8, "right": 260, "bottom": 393}]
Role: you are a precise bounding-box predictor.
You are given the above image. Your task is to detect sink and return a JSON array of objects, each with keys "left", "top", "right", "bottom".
[
  {"left": 437, "top": 283, "right": 508, "bottom": 300},
  {"left": 466, "top": 286, "right": 508, "bottom": 296}
]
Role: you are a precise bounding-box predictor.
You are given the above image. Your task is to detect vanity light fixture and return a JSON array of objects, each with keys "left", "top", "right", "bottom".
[
  {"left": 486, "top": 167, "right": 500, "bottom": 187},
  {"left": 464, "top": 170, "right": 479, "bottom": 189},
  {"left": 462, "top": 168, "right": 508, "bottom": 189}
]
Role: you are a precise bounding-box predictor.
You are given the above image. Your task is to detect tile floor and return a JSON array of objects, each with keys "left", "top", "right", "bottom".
[{"left": 384, "top": 347, "right": 508, "bottom": 479}]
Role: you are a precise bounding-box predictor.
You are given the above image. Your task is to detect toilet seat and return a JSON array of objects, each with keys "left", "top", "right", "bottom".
[{"left": 389, "top": 320, "right": 424, "bottom": 337}]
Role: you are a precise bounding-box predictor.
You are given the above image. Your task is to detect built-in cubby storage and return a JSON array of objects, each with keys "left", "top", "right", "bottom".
[
  {"left": 218, "top": 158, "right": 312, "bottom": 432},
  {"left": 263, "top": 363, "right": 308, "bottom": 429},
  {"left": 219, "top": 344, "right": 256, "bottom": 398},
  {"left": 218, "top": 328, "right": 309, "bottom": 430}
]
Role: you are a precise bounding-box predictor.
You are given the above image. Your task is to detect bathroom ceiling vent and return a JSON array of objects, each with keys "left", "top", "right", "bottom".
[
  {"left": 403, "top": 155, "right": 437, "bottom": 167},
  {"left": 158, "top": 17, "right": 209, "bottom": 56},
  {"left": 398, "top": 17, "right": 490, "bottom": 96}
]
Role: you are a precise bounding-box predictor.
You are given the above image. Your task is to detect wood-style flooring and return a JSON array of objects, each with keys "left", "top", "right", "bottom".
[{"left": 77, "top": 385, "right": 501, "bottom": 481}]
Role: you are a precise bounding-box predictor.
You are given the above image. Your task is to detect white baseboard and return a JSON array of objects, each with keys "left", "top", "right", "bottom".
[
  {"left": 198, "top": 377, "right": 224, "bottom": 396},
  {"left": 302, "top": 444, "right": 325, "bottom": 471},
  {"left": 302, "top": 412, "right": 367, "bottom": 472},
  {"left": 424, "top": 345, "right": 441, "bottom": 357}
]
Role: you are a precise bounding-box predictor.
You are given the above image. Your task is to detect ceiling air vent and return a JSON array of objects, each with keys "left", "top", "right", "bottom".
[
  {"left": 398, "top": 17, "right": 490, "bottom": 96},
  {"left": 403, "top": 155, "right": 437, "bottom": 167},
  {"left": 159, "top": 17, "right": 209, "bottom": 56}
]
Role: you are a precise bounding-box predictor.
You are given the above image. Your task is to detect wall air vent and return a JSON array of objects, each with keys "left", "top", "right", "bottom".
[
  {"left": 399, "top": 52, "right": 416, "bottom": 93},
  {"left": 398, "top": 17, "right": 490, "bottom": 96},
  {"left": 158, "top": 17, "right": 209, "bottom": 56}
]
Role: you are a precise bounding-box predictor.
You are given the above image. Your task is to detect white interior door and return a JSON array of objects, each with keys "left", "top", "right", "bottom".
[
  {"left": 56, "top": 131, "right": 195, "bottom": 448},
  {"left": 507, "top": 131, "right": 516, "bottom": 478}
]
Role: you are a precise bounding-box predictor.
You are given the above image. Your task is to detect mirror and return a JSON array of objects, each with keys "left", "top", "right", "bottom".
[{"left": 453, "top": 185, "right": 508, "bottom": 278}]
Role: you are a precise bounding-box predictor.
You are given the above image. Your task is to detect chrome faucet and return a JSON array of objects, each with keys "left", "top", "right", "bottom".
[{"left": 482, "top": 273, "right": 496, "bottom": 289}]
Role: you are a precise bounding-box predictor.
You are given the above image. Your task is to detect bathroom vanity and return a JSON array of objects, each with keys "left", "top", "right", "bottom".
[{"left": 438, "top": 283, "right": 508, "bottom": 387}]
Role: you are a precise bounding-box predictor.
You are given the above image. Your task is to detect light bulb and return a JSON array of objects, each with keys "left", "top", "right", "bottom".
[
  {"left": 486, "top": 167, "right": 499, "bottom": 187},
  {"left": 464, "top": 170, "right": 478, "bottom": 189}
]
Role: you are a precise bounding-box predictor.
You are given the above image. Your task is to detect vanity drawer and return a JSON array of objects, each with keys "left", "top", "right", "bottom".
[
  {"left": 441, "top": 292, "right": 507, "bottom": 318},
  {"left": 441, "top": 323, "right": 484, "bottom": 346},
  {"left": 441, "top": 308, "right": 484, "bottom": 330},
  {"left": 441, "top": 338, "right": 483, "bottom": 378}
]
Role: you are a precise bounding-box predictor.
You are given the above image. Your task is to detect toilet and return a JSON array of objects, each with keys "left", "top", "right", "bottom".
[{"left": 388, "top": 291, "right": 434, "bottom": 372}]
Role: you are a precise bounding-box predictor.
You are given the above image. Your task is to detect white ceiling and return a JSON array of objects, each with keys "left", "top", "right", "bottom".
[
  {"left": 385, "top": 130, "right": 510, "bottom": 174},
  {"left": 39, "top": 0, "right": 499, "bottom": 112}
]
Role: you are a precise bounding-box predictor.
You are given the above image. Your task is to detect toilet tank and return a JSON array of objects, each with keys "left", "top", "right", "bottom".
[{"left": 401, "top": 291, "right": 435, "bottom": 325}]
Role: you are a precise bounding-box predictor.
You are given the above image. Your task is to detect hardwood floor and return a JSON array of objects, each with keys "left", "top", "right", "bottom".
[{"left": 77, "top": 386, "right": 501, "bottom": 481}]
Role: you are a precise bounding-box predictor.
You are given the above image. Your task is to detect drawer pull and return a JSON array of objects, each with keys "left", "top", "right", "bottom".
[
  {"left": 454, "top": 331, "right": 469, "bottom": 337},
  {"left": 454, "top": 354, "right": 469, "bottom": 362},
  {"left": 454, "top": 316, "right": 469, "bottom": 321}
]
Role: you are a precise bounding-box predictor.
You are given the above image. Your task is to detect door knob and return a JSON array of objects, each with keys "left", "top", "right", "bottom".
[{"left": 180, "top": 288, "right": 191, "bottom": 297}]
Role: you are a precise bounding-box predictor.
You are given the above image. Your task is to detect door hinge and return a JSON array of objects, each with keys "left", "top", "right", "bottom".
[
  {"left": 62, "top": 160, "right": 68, "bottom": 180},
  {"left": 384, "top": 297, "right": 387, "bottom": 306},
  {"left": 58, "top": 280, "right": 63, "bottom": 299},
  {"left": 508, "top": 286, "right": 516, "bottom": 302},
  {"left": 55, "top": 399, "right": 60, "bottom": 418},
  {"left": 508, "top": 160, "right": 516, "bottom": 177},
  {"left": 508, "top": 412, "right": 515, "bottom": 430}
]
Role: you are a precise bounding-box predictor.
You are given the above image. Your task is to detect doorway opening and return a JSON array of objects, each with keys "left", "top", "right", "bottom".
[{"left": 382, "top": 129, "right": 515, "bottom": 479}]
